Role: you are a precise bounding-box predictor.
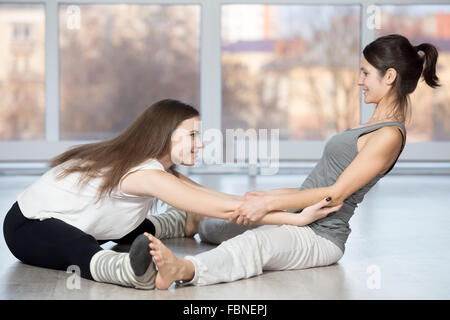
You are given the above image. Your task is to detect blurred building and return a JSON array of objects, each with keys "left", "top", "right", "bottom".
[{"left": 0, "top": 5, "right": 45, "bottom": 140}]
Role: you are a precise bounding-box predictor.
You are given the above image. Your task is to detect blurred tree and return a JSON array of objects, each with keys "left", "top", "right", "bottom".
[
  {"left": 221, "top": 8, "right": 360, "bottom": 141},
  {"left": 59, "top": 5, "right": 200, "bottom": 140}
]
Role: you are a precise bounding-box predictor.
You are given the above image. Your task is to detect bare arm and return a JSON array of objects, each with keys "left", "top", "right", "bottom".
[
  {"left": 266, "top": 188, "right": 299, "bottom": 195},
  {"left": 244, "top": 188, "right": 299, "bottom": 197},
  {"left": 230, "top": 186, "right": 334, "bottom": 224},
  {"left": 121, "top": 170, "right": 238, "bottom": 220},
  {"left": 171, "top": 170, "right": 341, "bottom": 226},
  {"left": 265, "top": 187, "right": 335, "bottom": 212},
  {"left": 266, "top": 127, "right": 403, "bottom": 211},
  {"left": 261, "top": 198, "right": 342, "bottom": 226},
  {"left": 120, "top": 169, "right": 336, "bottom": 226},
  {"left": 234, "top": 126, "right": 404, "bottom": 223},
  {"left": 326, "top": 126, "right": 403, "bottom": 205}
]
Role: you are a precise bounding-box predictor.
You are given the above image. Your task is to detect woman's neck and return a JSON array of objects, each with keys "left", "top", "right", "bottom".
[
  {"left": 157, "top": 154, "right": 174, "bottom": 171},
  {"left": 368, "top": 95, "right": 402, "bottom": 124}
]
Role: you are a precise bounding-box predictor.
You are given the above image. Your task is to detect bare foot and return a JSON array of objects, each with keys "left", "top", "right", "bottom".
[
  {"left": 184, "top": 211, "right": 203, "bottom": 238},
  {"left": 144, "top": 232, "right": 195, "bottom": 290}
]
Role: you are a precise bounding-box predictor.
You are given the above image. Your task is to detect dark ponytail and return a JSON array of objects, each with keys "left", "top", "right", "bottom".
[
  {"left": 363, "top": 34, "right": 440, "bottom": 123},
  {"left": 414, "top": 43, "right": 440, "bottom": 88}
]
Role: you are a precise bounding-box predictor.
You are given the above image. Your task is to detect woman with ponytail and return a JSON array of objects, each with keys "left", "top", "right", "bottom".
[{"left": 146, "top": 34, "right": 441, "bottom": 290}]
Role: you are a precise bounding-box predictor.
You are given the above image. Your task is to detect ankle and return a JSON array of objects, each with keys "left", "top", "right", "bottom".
[
  {"left": 185, "top": 213, "right": 202, "bottom": 237},
  {"left": 178, "top": 259, "right": 195, "bottom": 282}
]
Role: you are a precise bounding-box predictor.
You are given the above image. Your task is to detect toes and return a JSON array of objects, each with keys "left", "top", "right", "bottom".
[
  {"left": 152, "top": 255, "right": 163, "bottom": 268},
  {"left": 144, "top": 232, "right": 157, "bottom": 241},
  {"left": 146, "top": 233, "right": 162, "bottom": 245},
  {"left": 151, "top": 236, "right": 161, "bottom": 245}
]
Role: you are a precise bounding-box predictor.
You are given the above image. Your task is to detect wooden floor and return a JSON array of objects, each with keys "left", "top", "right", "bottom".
[{"left": 0, "top": 173, "right": 449, "bottom": 300}]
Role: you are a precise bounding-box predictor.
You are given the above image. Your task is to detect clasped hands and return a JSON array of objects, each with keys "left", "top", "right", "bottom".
[
  {"left": 228, "top": 190, "right": 269, "bottom": 225},
  {"left": 228, "top": 190, "right": 342, "bottom": 226}
]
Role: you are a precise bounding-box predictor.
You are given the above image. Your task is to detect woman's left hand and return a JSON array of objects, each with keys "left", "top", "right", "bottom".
[
  {"left": 229, "top": 193, "right": 271, "bottom": 225},
  {"left": 297, "top": 198, "right": 343, "bottom": 225}
]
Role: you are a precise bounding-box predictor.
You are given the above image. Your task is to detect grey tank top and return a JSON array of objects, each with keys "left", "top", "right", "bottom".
[{"left": 300, "top": 121, "right": 406, "bottom": 253}]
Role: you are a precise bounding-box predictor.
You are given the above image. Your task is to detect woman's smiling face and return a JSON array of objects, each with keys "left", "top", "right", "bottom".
[
  {"left": 358, "top": 56, "right": 393, "bottom": 105},
  {"left": 170, "top": 116, "right": 203, "bottom": 166}
]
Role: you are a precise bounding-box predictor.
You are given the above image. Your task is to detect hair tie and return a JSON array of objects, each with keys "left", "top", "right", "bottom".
[{"left": 414, "top": 45, "right": 425, "bottom": 59}]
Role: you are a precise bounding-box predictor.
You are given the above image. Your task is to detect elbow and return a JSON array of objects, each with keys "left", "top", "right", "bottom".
[{"left": 328, "top": 185, "right": 346, "bottom": 206}]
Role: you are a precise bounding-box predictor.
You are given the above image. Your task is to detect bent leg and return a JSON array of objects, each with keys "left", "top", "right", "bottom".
[
  {"left": 184, "top": 225, "right": 343, "bottom": 286},
  {"left": 3, "top": 202, "right": 156, "bottom": 289},
  {"left": 112, "top": 218, "right": 156, "bottom": 245},
  {"left": 3, "top": 202, "right": 102, "bottom": 280},
  {"left": 112, "top": 204, "right": 192, "bottom": 246},
  {"left": 147, "top": 205, "right": 187, "bottom": 239}
]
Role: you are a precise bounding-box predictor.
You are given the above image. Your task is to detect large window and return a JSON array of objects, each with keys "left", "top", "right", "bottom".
[
  {"left": 377, "top": 5, "right": 450, "bottom": 142},
  {"left": 0, "top": 0, "right": 449, "bottom": 165},
  {"left": 222, "top": 5, "right": 361, "bottom": 140},
  {"left": 0, "top": 4, "right": 45, "bottom": 141},
  {"left": 59, "top": 4, "right": 200, "bottom": 140}
]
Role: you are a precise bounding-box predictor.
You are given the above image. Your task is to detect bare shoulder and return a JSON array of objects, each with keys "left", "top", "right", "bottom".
[
  {"left": 363, "top": 126, "right": 404, "bottom": 154},
  {"left": 120, "top": 169, "right": 168, "bottom": 197},
  {"left": 378, "top": 125, "right": 405, "bottom": 142},
  {"left": 123, "top": 168, "right": 166, "bottom": 181}
]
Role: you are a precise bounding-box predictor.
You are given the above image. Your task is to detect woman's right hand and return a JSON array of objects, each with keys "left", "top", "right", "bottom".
[{"left": 298, "top": 198, "right": 343, "bottom": 225}]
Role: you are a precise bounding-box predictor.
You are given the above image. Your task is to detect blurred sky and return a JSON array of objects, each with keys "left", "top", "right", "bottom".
[{"left": 278, "top": 5, "right": 449, "bottom": 39}]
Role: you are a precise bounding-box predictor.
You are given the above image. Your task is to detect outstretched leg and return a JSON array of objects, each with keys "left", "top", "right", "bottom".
[{"left": 147, "top": 225, "right": 343, "bottom": 289}]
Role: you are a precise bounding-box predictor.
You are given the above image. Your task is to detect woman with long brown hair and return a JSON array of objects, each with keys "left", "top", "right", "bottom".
[{"left": 2, "top": 99, "right": 335, "bottom": 289}]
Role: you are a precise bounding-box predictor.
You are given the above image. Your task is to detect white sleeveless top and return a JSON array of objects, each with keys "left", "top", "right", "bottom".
[{"left": 17, "top": 158, "right": 165, "bottom": 240}]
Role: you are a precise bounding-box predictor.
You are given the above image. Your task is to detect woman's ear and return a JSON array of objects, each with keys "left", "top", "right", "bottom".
[{"left": 384, "top": 68, "right": 397, "bottom": 86}]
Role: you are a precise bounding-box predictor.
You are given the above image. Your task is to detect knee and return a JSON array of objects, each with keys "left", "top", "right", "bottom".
[
  {"left": 198, "top": 218, "right": 252, "bottom": 245},
  {"left": 198, "top": 217, "right": 228, "bottom": 244},
  {"left": 3, "top": 203, "right": 21, "bottom": 245},
  {"left": 3, "top": 212, "right": 25, "bottom": 262}
]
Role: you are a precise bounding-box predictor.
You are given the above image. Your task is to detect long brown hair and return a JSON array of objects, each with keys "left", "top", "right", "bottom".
[
  {"left": 50, "top": 99, "right": 199, "bottom": 201},
  {"left": 363, "top": 34, "right": 440, "bottom": 123}
]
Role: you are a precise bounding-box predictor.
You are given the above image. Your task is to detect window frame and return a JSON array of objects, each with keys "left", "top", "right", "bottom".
[{"left": 1, "top": 0, "right": 450, "bottom": 168}]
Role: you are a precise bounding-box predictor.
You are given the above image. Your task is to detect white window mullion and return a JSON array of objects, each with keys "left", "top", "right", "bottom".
[
  {"left": 360, "top": 2, "right": 376, "bottom": 124},
  {"left": 200, "top": 0, "right": 221, "bottom": 133},
  {"left": 192, "top": 0, "right": 222, "bottom": 174},
  {"left": 45, "top": 0, "right": 59, "bottom": 142}
]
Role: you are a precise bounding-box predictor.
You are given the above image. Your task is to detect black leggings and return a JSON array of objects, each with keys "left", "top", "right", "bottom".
[{"left": 3, "top": 202, "right": 155, "bottom": 280}]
